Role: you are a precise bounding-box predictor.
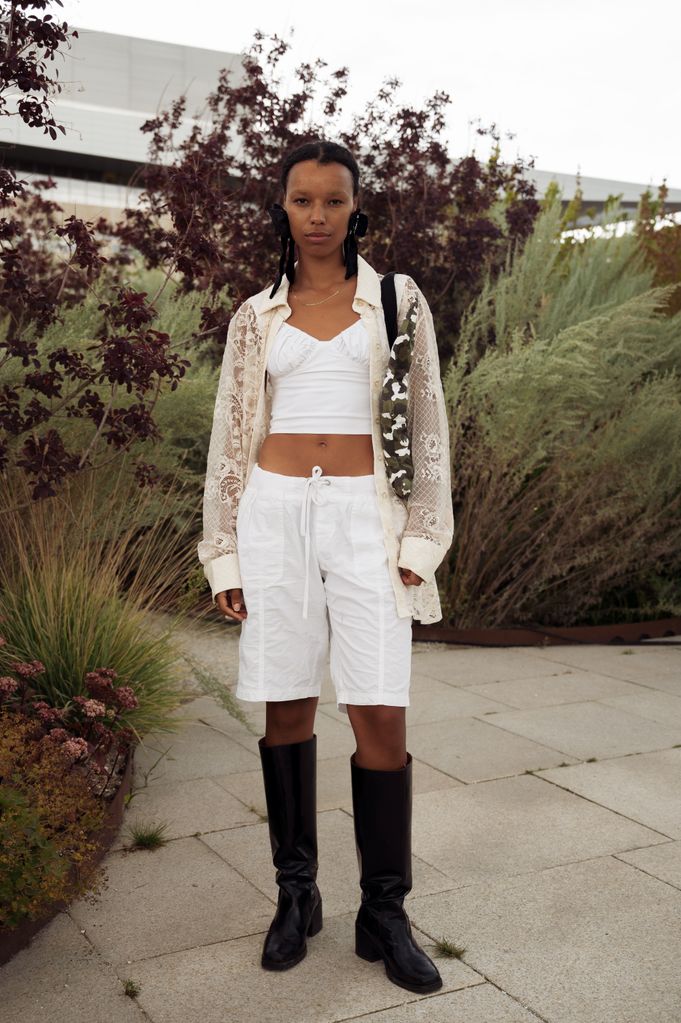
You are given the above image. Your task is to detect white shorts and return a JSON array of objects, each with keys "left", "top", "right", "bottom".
[{"left": 235, "top": 462, "right": 413, "bottom": 715}]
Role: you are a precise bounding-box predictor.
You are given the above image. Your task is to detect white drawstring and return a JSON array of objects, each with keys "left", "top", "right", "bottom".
[{"left": 299, "top": 464, "right": 331, "bottom": 618}]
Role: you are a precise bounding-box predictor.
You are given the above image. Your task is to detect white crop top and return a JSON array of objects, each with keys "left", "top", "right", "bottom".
[{"left": 266, "top": 319, "right": 372, "bottom": 434}]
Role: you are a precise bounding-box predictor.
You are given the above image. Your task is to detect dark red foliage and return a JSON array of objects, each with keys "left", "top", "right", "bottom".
[
  {"left": 1, "top": 11, "right": 541, "bottom": 501},
  {"left": 114, "top": 32, "right": 540, "bottom": 365},
  {"left": 15, "top": 426, "right": 82, "bottom": 497}
]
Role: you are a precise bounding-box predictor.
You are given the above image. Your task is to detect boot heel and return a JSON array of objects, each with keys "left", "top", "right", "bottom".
[
  {"left": 355, "top": 922, "right": 382, "bottom": 962},
  {"left": 307, "top": 895, "right": 323, "bottom": 936}
]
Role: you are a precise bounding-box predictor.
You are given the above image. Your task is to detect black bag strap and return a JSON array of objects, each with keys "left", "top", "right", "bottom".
[{"left": 380, "top": 271, "right": 398, "bottom": 348}]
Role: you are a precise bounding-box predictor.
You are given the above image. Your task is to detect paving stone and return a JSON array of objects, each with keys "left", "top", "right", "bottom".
[
  {"left": 319, "top": 677, "right": 509, "bottom": 726},
  {"left": 0, "top": 913, "right": 141, "bottom": 1023},
  {"left": 526, "top": 644, "right": 681, "bottom": 694},
  {"left": 617, "top": 839, "right": 681, "bottom": 888},
  {"left": 597, "top": 687, "right": 681, "bottom": 726},
  {"left": 405, "top": 716, "right": 579, "bottom": 783},
  {"left": 480, "top": 700, "right": 681, "bottom": 760},
  {"left": 466, "top": 670, "right": 644, "bottom": 708},
  {"left": 169, "top": 693, "right": 258, "bottom": 735},
  {"left": 409, "top": 855, "right": 681, "bottom": 1023},
  {"left": 127, "top": 909, "right": 482, "bottom": 1023},
  {"left": 410, "top": 773, "right": 665, "bottom": 885},
  {"left": 111, "top": 775, "right": 259, "bottom": 851},
  {"left": 340, "top": 982, "right": 543, "bottom": 1022},
  {"left": 537, "top": 748, "right": 681, "bottom": 838},
  {"left": 132, "top": 720, "right": 260, "bottom": 785},
  {"left": 8, "top": 624, "right": 679, "bottom": 1022},
  {"left": 168, "top": 614, "right": 241, "bottom": 679},
  {"left": 68, "top": 836, "right": 274, "bottom": 965},
  {"left": 204, "top": 808, "right": 456, "bottom": 918},
  {"left": 410, "top": 645, "right": 559, "bottom": 686}
]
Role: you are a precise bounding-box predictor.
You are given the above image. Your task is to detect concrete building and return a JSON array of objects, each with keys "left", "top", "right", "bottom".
[
  {"left": 2, "top": 25, "right": 680, "bottom": 227},
  {"left": 1, "top": 26, "right": 245, "bottom": 222}
]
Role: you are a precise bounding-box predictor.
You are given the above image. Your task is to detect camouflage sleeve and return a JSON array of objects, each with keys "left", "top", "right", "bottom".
[
  {"left": 396, "top": 276, "right": 454, "bottom": 582},
  {"left": 379, "top": 286, "right": 416, "bottom": 499}
]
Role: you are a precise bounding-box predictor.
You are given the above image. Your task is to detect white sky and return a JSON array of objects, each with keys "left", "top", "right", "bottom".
[{"left": 58, "top": 0, "right": 681, "bottom": 189}]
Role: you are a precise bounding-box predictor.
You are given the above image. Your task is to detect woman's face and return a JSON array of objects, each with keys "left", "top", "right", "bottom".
[{"left": 283, "top": 159, "right": 358, "bottom": 257}]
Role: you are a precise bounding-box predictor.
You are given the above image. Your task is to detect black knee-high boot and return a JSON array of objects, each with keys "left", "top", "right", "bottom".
[
  {"left": 350, "top": 751, "right": 443, "bottom": 994},
  {"left": 258, "top": 733, "right": 323, "bottom": 970}
]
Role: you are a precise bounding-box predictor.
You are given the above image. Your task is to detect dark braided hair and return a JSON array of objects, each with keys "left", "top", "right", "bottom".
[
  {"left": 267, "top": 138, "right": 368, "bottom": 298},
  {"left": 280, "top": 139, "right": 360, "bottom": 196}
]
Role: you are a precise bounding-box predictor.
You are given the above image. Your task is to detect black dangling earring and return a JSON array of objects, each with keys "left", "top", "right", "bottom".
[
  {"left": 266, "top": 202, "right": 297, "bottom": 299},
  {"left": 342, "top": 208, "right": 369, "bottom": 279}
]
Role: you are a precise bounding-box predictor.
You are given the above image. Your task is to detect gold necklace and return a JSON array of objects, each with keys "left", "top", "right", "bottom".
[{"left": 289, "top": 286, "right": 341, "bottom": 307}]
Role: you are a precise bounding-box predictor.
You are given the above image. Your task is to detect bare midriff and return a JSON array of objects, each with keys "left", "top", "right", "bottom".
[
  {"left": 257, "top": 433, "right": 375, "bottom": 477},
  {"left": 258, "top": 299, "right": 375, "bottom": 477}
]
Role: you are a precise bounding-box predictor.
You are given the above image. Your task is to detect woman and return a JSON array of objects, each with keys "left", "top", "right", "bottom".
[{"left": 198, "top": 139, "right": 453, "bottom": 994}]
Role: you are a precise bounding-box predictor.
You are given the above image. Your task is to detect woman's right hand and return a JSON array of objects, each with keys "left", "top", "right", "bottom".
[{"left": 216, "top": 588, "right": 248, "bottom": 622}]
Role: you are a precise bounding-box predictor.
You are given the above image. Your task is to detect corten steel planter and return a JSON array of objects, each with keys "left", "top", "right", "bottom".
[
  {"left": 411, "top": 616, "right": 681, "bottom": 646},
  {"left": 0, "top": 742, "right": 136, "bottom": 967}
]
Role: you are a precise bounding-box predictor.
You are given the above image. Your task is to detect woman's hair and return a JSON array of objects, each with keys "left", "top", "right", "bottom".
[{"left": 279, "top": 139, "right": 360, "bottom": 197}]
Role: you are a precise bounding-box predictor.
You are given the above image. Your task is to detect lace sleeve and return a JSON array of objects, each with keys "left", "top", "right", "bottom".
[
  {"left": 396, "top": 276, "right": 454, "bottom": 581},
  {"left": 196, "top": 300, "right": 253, "bottom": 601}
]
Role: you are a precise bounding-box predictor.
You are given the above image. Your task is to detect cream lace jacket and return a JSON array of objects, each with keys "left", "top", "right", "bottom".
[{"left": 197, "top": 253, "right": 454, "bottom": 624}]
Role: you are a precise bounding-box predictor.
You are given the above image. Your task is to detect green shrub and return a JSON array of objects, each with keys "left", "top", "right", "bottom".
[
  {"left": 442, "top": 194, "right": 681, "bottom": 627},
  {"left": 0, "top": 463, "right": 198, "bottom": 742}
]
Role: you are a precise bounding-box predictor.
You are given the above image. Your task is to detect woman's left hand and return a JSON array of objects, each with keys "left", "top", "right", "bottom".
[{"left": 399, "top": 567, "right": 423, "bottom": 586}]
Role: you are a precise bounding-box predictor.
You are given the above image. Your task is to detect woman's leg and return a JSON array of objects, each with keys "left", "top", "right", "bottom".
[
  {"left": 264, "top": 695, "right": 318, "bottom": 746},
  {"left": 235, "top": 468, "right": 328, "bottom": 969},
  {"left": 345, "top": 704, "right": 406, "bottom": 769},
  {"left": 346, "top": 703, "right": 443, "bottom": 994},
  {"left": 258, "top": 698, "right": 323, "bottom": 971}
]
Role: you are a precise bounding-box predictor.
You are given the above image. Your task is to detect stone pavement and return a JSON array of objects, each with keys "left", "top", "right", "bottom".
[{"left": 3, "top": 620, "right": 681, "bottom": 1023}]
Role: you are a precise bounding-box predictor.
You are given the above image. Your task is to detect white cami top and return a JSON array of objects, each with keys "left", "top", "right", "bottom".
[{"left": 266, "top": 318, "right": 373, "bottom": 434}]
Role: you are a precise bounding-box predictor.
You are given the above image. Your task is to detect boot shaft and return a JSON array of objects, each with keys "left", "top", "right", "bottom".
[
  {"left": 350, "top": 751, "right": 413, "bottom": 904},
  {"left": 259, "top": 733, "right": 319, "bottom": 884}
]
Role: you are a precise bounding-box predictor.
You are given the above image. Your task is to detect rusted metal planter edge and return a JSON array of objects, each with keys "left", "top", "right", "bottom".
[
  {"left": 411, "top": 616, "right": 681, "bottom": 646},
  {"left": 0, "top": 743, "right": 136, "bottom": 967}
]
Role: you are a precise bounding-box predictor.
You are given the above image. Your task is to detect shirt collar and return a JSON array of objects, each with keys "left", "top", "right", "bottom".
[{"left": 258, "top": 252, "right": 382, "bottom": 313}]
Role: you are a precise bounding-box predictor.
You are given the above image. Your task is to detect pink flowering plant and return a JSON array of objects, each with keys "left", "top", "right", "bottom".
[
  {"left": 0, "top": 643, "right": 138, "bottom": 799},
  {"left": 0, "top": 705, "right": 109, "bottom": 930}
]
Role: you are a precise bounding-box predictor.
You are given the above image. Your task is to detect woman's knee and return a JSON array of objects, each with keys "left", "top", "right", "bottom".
[
  {"left": 265, "top": 696, "right": 317, "bottom": 741},
  {"left": 346, "top": 705, "right": 406, "bottom": 756}
]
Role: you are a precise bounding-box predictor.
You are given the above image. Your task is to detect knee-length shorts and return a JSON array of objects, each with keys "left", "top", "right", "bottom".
[{"left": 234, "top": 462, "right": 413, "bottom": 715}]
